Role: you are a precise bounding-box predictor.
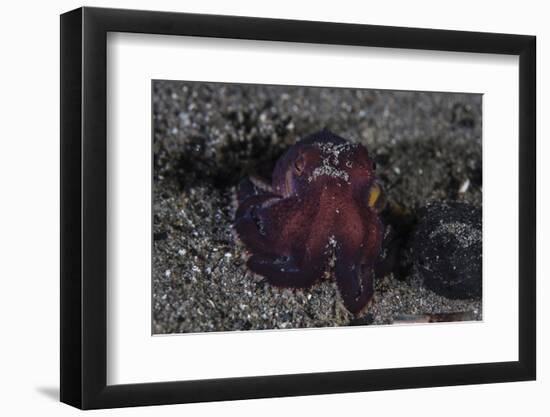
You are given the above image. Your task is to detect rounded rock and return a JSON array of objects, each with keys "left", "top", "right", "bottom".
[{"left": 412, "top": 201, "right": 482, "bottom": 299}]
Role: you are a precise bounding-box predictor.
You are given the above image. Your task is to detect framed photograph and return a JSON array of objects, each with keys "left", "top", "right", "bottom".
[{"left": 60, "top": 6, "right": 536, "bottom": 409}]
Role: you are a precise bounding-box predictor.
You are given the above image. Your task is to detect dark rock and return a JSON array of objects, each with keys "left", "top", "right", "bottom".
[{"left": 412, "top": 201, "right": 482, "bottom": 299}]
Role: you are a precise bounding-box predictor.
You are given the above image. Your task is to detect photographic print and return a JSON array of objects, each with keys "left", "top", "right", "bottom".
[
  {"left": 60, "top": 9, "right": 536, "bottom": 408},
  {"left": 152, "top": 80, "right": 482, "bottom": 334}
]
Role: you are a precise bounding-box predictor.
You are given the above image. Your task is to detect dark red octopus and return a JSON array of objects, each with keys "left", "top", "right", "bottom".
[{"left": 234, "top": 130, "right": 385, "bottom": 314}]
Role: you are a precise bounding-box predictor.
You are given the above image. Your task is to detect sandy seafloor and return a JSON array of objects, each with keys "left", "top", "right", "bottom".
[{"left": 152, "top": 80, "right": 482, "bottom": 334}]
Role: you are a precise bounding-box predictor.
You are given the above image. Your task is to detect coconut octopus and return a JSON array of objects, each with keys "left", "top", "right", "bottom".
[{"left": 234, "top": 129, "right": 386, "bottom": 314}]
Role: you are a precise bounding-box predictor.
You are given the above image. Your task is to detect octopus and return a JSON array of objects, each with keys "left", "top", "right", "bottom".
[{"left": 234, "top": 129, "right": 386, "bottom": 314}]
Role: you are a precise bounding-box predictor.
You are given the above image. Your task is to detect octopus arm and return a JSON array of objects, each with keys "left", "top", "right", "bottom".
[
  {"left": 247, "top": 252, "right": 325, "bottom": 289},
  {"left": 334, "top": 207, "right": 384, "bottom": 314},
  {"left": 235, "top": 191, "right": 324, "bottom": 288},
  {"left": 334, "top": 255, "right": 375, "bottom": 315},
  {"left": 234, "top": 193, "right": 285, "bottom": 257},
  {"left": 236, "top": 177, "right": 272, "bottom": 203}
]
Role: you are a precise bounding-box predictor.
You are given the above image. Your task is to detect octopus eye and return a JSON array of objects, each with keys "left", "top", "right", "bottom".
[{"left": 294, "top": 155, "right": 306, "bottom": 175}]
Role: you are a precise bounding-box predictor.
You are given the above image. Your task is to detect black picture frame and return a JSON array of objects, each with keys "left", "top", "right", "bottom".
[{"left": 60, "top": 6, "right": 536, "bottom": 410}]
